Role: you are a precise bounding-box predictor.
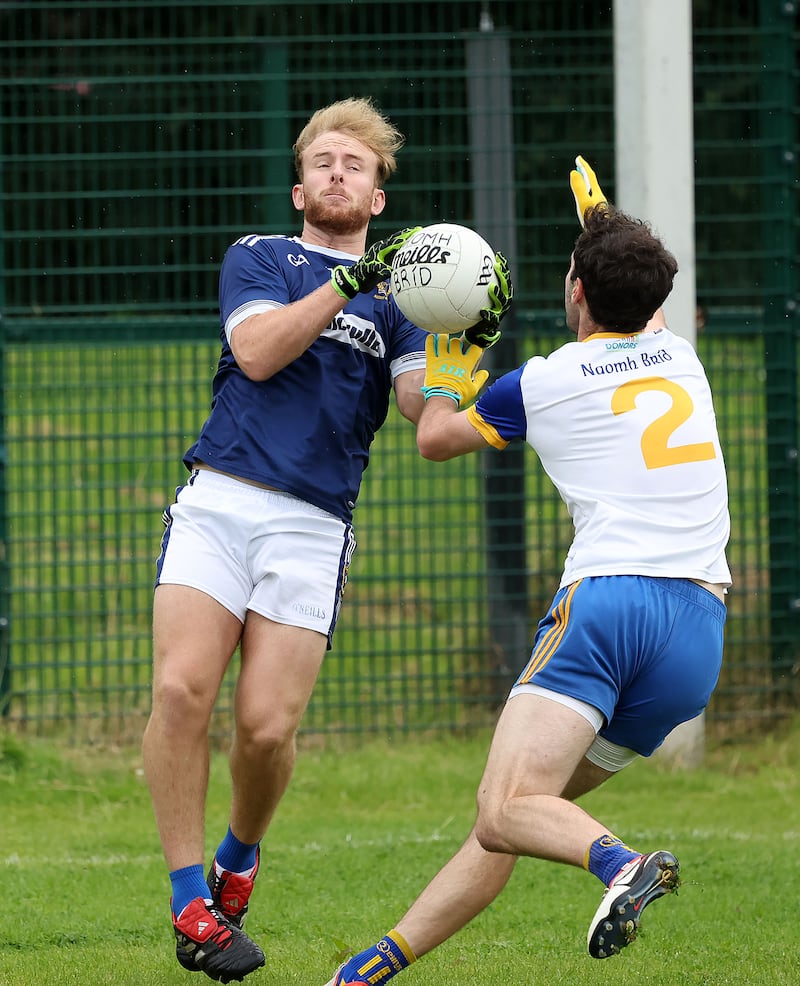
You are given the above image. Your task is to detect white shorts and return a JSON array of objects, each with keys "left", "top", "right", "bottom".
[{"left": 155, "top": 469, "right": 356, "bottom": 646}]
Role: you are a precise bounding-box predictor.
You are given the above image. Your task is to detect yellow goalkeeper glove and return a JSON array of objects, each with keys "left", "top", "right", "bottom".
[
  {"left": 569, "top": 155, "right": 609, "bottom": 227},
  {"left": 421, "top": 333, "right": 489, "bottom": 408}
]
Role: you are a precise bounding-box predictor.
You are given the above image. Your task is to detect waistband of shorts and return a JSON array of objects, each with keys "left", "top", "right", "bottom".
[
  {"left": 191, "top": 462, "right": 285, "bottom": 494},
  {"left": 189, "top": 468, "right": 286, "bottom": 500},
  {"left": 187, "top": 465, "right": 341, "bottom": 522},
  {"left": 657, "top": 577, "right": 727, "bottom": 619}
]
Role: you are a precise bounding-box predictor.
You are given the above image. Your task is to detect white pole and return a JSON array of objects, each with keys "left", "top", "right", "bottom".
[
  {"left": 614, "top": 0, "right": 697, "bottom": 347},
  {"left": 615, "top": 0, "right": 705, "bottom": 766}
]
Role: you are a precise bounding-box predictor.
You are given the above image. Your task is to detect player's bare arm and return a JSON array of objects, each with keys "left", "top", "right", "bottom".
[
  {"left": 394, "top": 368, "right": 426, "bottom": 424},
  {"left": 416, "top": 397, "right": 488, "bottom": 461},
  {"left": 229, "top": 280, "right": 351, "bottom": 382},
  {"left": 231, "top": 226, "right": 421, "bottom": 381}
]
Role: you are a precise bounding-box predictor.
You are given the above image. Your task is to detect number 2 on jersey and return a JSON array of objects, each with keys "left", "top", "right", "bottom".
[{"left": 611, "top": 376, "right": 717, "bottom": 469}]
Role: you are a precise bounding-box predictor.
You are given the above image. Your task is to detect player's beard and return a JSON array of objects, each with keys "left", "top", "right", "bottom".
[{"left": 304, "top": 193, "right": 373, "bottom": 237}]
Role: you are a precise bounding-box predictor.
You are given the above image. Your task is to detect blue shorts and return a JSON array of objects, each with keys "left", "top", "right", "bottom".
[{"left": 512, "top": 576, "right": 726, "bottom": 756}]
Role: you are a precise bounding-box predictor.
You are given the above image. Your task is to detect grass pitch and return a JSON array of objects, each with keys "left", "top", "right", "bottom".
[{"left": 2, "top": 721, "right": 799, "bottom": 985}]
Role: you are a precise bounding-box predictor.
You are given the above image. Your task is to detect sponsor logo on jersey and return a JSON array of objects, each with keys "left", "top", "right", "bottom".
[
  {"left": 323, "top": 313, "right": 386, "bottom": 358},
  {"left": 605, "top": 336, "right": 639, "bottom": 351}
]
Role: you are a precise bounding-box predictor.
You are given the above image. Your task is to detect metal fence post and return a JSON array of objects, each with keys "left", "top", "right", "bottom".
[
  {"left": 261, "top": 40, "right": 293, "bottom": 233},
  {"left": 0, "top": 178, "right": 8, "bottom": 715},
  {"left": 466, "top": 15, "right": 529, "bottom": 703},
  {"left": 760, "top": 0, "right": 800, "bottom": 694}
]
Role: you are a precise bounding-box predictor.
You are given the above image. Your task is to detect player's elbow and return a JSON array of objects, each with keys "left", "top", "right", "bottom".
[
  {"left": 231, "top": 338, "right": 280, "bottom": 381},
  {"left": 417, "top": 404, "right": 479, "bottom": 461},
  {"left": 229, "top": 315, "right": 282, "bottom": 381},
  {"left": 236, "top": 357, "right": 274, "bottom": 382},
  {"left": 416, "top": 430, "right": 455, "bottom": 462}
]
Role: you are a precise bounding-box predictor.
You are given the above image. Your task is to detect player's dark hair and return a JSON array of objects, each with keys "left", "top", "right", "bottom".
[{"left": 572, "top": 207, "right": 678, "bottom": 333}]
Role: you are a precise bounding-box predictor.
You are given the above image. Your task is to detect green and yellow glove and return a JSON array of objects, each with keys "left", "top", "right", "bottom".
[
  {"left": 331, "top": 227, "right": 422, "bottom": 301},
  {"left": 464, "top": 251, "right": 513, "bottom": 349},
  {"left": 569, "top": 155, "right": 608, "bottom": 227},
  {"left": 421, "top": 333, "right": 489, "bottom": 408}
]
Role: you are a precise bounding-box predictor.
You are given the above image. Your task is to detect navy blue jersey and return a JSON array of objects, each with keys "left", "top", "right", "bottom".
[{"left": 185, "top": 235, "right": 427, "bottom": 523}]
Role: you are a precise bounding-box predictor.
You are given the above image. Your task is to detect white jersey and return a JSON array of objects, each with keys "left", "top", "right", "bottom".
[{"left": 468, "top": 327, "right": 731, "bottom": 587}]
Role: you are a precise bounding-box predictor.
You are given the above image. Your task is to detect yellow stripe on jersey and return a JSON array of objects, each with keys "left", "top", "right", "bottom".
[
  {"left": 466, "top": 404, "right": 509, "bottom": 449},
  {"left": 517, "top": 580, "right": 582, "bottom": 683}
]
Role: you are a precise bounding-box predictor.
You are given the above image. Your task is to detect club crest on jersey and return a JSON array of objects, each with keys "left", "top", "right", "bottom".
[{"left": 323, "top": 313, "right": 386, "bottom": 358}]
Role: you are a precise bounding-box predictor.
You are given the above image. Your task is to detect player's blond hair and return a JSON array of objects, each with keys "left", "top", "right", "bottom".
[{"left": 293, "top": 97, "right": 404, "bottom": 187}]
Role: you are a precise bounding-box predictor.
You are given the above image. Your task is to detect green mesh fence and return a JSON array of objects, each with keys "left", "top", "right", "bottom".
[{"left": 1, "top": 1, "right": 798, "bottom": 743}]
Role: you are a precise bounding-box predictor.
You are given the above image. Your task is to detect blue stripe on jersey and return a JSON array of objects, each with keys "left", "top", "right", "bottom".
[{"left": 184, "top": 235, "right": 428, "bottom": 523}]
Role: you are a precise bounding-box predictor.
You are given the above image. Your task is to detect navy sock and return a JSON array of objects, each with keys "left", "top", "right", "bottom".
[
  {"left": 336, "top": 930, "right": 416, "bottom": 985},
  {"left": 585, "top": 835, "right": 641, "bottom": 887},
  {"left": 215, "top": 825, "right": 260, "bottom": 875},
  {"left": 170, "top": 864, "right": 211, "bottom": 917}
]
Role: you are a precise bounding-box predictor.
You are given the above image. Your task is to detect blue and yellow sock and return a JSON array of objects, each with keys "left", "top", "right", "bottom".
[
  {"left": 336, "top": 930, "right": 416, "bottom": 985},
  {"left": 585, "top": 835, "right": 641, "bottom": 887},
  {"left": 215, "top": 825, "right": 259, "bottom": 875},
  {"left": 170, "top": 863, "right": 211, "bottom": 917}
]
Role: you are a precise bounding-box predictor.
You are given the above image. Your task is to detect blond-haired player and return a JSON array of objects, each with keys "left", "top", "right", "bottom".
[{"left": 143, "top": 95, "right": 511, "bottom": 982}]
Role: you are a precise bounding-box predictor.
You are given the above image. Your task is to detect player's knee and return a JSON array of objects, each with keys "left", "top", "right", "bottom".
[
  {"left": 473, "top": 803, "right": 509, "bottom": 854},
  {"left": 234, "top": 714, "right": 297, "bottom": 759},
  {"left": 151, "top": 672, "right": 216, "bottom": 731}
]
